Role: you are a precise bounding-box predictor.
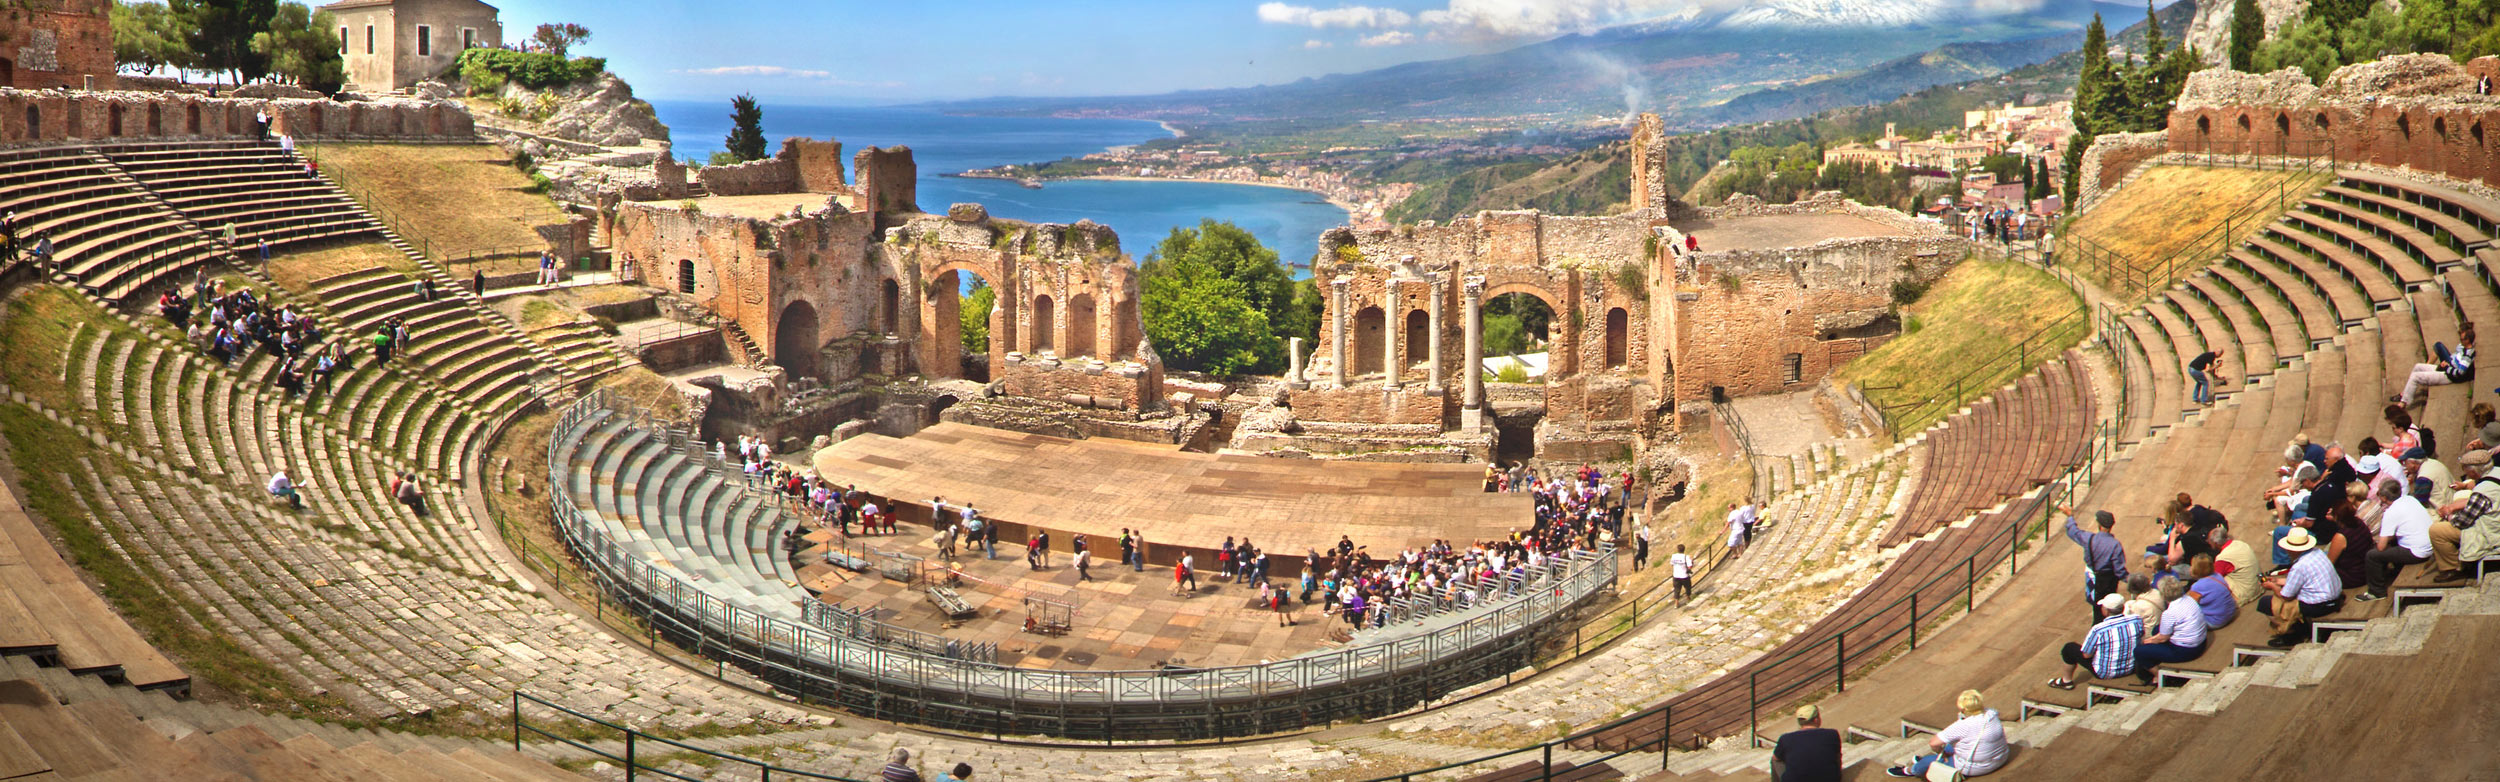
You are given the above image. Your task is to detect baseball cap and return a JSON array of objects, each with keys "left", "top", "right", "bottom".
[{"left": 2097, "top": 592, "right": 2126, "bottom": 611}]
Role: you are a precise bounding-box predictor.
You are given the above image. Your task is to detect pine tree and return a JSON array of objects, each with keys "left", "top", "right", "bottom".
[
  {"left": 2228, "top": 0, "right": 2265, "bottom": 70},
  {"left": 2073, "top": 14, "right": 2112, "bottom": 137},
  {"left": 724, "top": 94, "right": 767, "bottom": 163},
  {"left": 2141, "top": 1, "right": 2168, "bottom": 73}
]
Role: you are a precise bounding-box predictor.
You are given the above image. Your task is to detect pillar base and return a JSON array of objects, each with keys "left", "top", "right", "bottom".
[{"left": 1461, "top": 405, "right": 1485, "bottom": 430}]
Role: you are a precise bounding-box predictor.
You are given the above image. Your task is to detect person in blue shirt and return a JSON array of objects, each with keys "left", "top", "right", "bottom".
[
  {"left": 2396, "top": 322, "right": 2473, "bottom": 405},
  {"left": 2062, "top": 506, "right": 2129, "bottom": 622}
]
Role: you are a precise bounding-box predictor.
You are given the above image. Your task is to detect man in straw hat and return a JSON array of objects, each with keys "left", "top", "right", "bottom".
[{"left": 2259, "top": 526, "right": 2344, "bottom": 647}]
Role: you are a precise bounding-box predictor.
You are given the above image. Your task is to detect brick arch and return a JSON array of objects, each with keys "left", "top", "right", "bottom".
[
  {"left": 1482, "top": 281, "right": 1574, "bottom": 378},
  {"left": 919, "top": 261, "right": 1013, "bottom": 381}
]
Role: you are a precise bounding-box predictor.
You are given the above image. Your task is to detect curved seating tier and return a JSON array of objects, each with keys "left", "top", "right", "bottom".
[
  {"left": 558, "top": 408, "right": 803, "bottom": 618},
  {"left": 0, "top": 663, "right": 577, "bottom": 781},
  {"left": 0, "top": 146, "right": 224, "bottom": 304},
  {"left": 310, "top": 267, "right": 542, "bottom": 424},
  {"left": 99, "top": 140, "right": 374, "bottom": 250},
  {"left": 1886, "top": 353, "right": 2094, "bottom": 547}
]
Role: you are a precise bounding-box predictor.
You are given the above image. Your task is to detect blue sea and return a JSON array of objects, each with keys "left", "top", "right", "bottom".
[{"left": 652, "top": 101, "right": 1348, "bottom": 274}]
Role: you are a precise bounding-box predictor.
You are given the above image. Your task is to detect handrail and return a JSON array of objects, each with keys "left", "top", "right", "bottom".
[
  {"left": 512, "top": 690, "right": 866, "bottom": 781},
  {"left": 1379, "top": 298, "right": 2133, "bottom": 777},
  {"left": 2064, "top": 138, "right": 2334, "bottom": 303},
  {"left": 525, "top": 388, "right": 1622, "bottom": 740},
  {"left": 1712, "top": 398, "right": 1772, "bottom": 501},
  {"left": 1861, "top": 291, "right": 2091, "bottom": 437}
]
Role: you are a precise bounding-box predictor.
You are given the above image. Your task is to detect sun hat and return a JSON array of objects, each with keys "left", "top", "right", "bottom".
[
  {"left": 2280, "top": 528, "right": 2319, "bottom": 553},
  {"left": 2097, "top": 592, "right": 2126, "bottom": 611}
]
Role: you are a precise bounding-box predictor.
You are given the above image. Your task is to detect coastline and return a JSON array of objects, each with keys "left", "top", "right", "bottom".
[
  {"left": 1071, "top": 175, "right": 1357, "bottom": 217},
  {"left": 1158, "top": 120, "right": 1185, "bottom": 139}
]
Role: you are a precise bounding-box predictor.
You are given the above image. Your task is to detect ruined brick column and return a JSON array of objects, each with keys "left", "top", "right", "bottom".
[
  {"left": 1330, "top": 277, "right": 1349, "bottom": 387},
  {"left": 1287, "top": 336, "right": 1307, "bottom": 388},
  {"left": 1426, "top": 275, "right": 1444, "bottom": 391},
  {"left": 1463, "top": 277, "right": 1484, "bottom": 426},
  {"left": 1383, "top": 281, "right": 1403, "bottom": 389}
]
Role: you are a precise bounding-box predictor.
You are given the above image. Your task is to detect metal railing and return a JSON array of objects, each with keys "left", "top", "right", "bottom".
[
  {"left": 512, "top": 691, "right": 864, "bottom": 782},
  {"left": 1384, "top": 302, "right": 2136, "bottom": 778},
  {"left": 1712, "top": 398, "right": 1772, "bottom": 501},
  {"left": 534, "top": 389, "right": 1620, "bottom": 741},
  {"left": 2064, "top": 142, "right": 2332, "bottom": 302},
  {"left": 1860, "top": 296, "right": 2093, "bottom": 438},
  {"left": 297, "top": 144, "right": 568, "bottom": 275}
]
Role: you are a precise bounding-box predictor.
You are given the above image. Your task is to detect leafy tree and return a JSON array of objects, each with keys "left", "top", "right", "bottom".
[
  {"left": 113, "top": 1, "right": 195, "bottom": 77},
  {"left": 724, "top": 93, "right": 768, "bottom": 163},
  {"left": 2228, "top": 0, "right": 2265, "bottom": 70},
  {"left": 455, "top": 48, "right": 603, "bottom": 92},
  {"left": 531, "top": 22, "right": 590, "bottom": 57},
  {"left": 960, "top": 279, "right": 994, "bottom": 354},
  {"left": 1978, "top": 153, "right": 2024, "bottom": 185},
  {"left": 1481, "top": 293, "right": 1552, "bottom": 357},
  {"left": 173, "top": 0, "right": 278, "bottom": 83},
  {"left": 1139, "top": 221, "right": 1300, "bottom": 375},
  {"left": 251, "top": 2, "right": 343, "bottom": 94}
]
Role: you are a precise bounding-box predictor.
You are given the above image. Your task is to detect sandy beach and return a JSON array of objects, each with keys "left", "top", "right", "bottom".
[{"left": 1071, "top": 175, "right": 1360, "bottom": 217}]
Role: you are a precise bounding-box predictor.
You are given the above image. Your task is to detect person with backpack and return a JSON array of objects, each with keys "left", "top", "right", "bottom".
[{"left": 2395, "top": 323, "right": 2474, "bottom": 406}]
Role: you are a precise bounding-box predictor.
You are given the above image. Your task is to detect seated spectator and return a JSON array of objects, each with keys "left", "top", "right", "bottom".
[
  {"left": 880, "top": 748, "right": 922, "bottom": 782},
  {"left": 2394, "top": 323, "right": 2473, "bottom": 406},
  {"left": 2048, "top": 593, "right": 2143, "bottom": 689},
  {"left": 2185, "top": 554, "right": 2237, "bottom": 629},
  {"left": 2429, "top": 449, "right": 2500, "bottom": 582},
  {"left": 2210, "top": 525, "right": 2259, "bottom": 608},
  {"left": 1885, "top": 690, "right": 2007, "bottom": 778},
  {"left": 937, "top": 762, "right": 974, "bottom": 782},
  {"left": 2261, "top": 528, "right": 2344, "bottom": 647},
  {"left": 2358, "top": 478, "right": 2434, "bottom": 602},
  {"left": 2133, "top": 578, "right": 2207, "bottom": 683},
  {"left": 1772, "top": 705, "right": 1842, "bottom": 782}
]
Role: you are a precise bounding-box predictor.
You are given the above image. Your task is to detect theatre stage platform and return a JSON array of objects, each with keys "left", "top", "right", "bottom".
[{"left": 810, "top": 423, "right": 1532, "bottom": 571}]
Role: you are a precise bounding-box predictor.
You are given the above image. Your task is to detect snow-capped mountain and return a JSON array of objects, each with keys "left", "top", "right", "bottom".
[{"left": 1715, "top": 0, "right": 1952, "bottom": 28}]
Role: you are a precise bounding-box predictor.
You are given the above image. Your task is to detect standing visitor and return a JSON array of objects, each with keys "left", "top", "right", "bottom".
[
  {"left": 2062, "top": 507, "right": 2129, "bottom": 622},
  {"left": 1074, "top": 545, "right": 1092, "bottom": 582},
  {"left": 473, "top": 269, "right": 487, "bottom": 296},
  {"left": 1633, "top": 520, "right": 1652, "bottom": 571},
  {"left": 2187, "top": 350, "right": 2223, "bottom": 405},
  {"left": 1671, "top": 544, "right": 1696, "bottom": 601}
]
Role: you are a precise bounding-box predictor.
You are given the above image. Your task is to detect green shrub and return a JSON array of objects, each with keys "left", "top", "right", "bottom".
[
  {"left": 1890, "top": 278, "right": 1931, "bottom": 306},
  {"left": 456, "top": 48, "right": 603, "bottom": 91},
  {"left": 1494, "top": 362, "right": 1530, "bottom": 383}
]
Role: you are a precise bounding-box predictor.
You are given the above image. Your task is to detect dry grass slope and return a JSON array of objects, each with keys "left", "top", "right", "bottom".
[
  {"left": 2066, "top": 164, "right": 2332, "bottom": 292},
  {"left": 1836, "top": 255, "right": 2084, "bottom": 435},
  {"left": 299, "top": 143, "right": 571, "bottom": 260}
]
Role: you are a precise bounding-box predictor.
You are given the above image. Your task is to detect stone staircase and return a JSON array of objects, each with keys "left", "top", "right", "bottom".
[{"left": 0, "top": 146, "right": 225, "bottom": 304}]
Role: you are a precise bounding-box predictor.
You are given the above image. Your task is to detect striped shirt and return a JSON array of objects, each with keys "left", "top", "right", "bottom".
[
  {"left": 2080, "top": 613, "right": 2143, "bottom": 679},
  {"left": 2280, "top": 548, "right": 2341, "bottom": 604}
]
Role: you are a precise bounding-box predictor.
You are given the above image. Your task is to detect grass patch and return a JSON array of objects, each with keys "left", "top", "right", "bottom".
[
  {"left": 299, "top": 143, "right": 570, "bottom": 260},
  {"left": 1837, "top": 255, "right": 2085, "bottom": 435},
  {"left": 2065, "top": 165, "right": 2331, "bottom": 295},
  {"left": 263, "top": 240, "right": 422, "bottom": 291},
  {"left": 0, "top": 287, "right": 99, "bottom": 410},
  {"left": 0, "top": 402, "right": 357, "bottom": 719}
]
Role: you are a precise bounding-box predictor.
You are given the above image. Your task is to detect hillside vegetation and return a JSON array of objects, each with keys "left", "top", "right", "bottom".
[
  {"left": 301, "top": 143, "right": 570, "bottom": 260},
  {"left": 1836, "top": 256, "right": 2085, "bottom": 435},
  {"left": 2064, "top": 165, "right": 2332, "bottom": 293},
  {"left": 1381, "top": 143, "right": 1631, "bottom": 223}
]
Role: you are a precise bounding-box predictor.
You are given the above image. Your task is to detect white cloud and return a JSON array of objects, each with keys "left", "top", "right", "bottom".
[
  {"left": 1418, "top": 0, "right": 1708, "bottom": 38},
  {"left": 1257, "top": 2, "right": 1415, "bottom": 28},
  {"left": 675, "top": 66, "right": 902, "bottom": 88},
  {"left": 679, "top": 65, "right": 838, "bottom": 79},
  {"left": 1358, "top": 30, "right": 1416, "bottom": 46},
  {"left": 1303, "top": 38, "right": 1334, "bottom": 48}
]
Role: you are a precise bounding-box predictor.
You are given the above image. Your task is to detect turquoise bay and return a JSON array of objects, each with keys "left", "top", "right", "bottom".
[{"left": 653, "top": 101, "right": 1349, "bottom": 277}]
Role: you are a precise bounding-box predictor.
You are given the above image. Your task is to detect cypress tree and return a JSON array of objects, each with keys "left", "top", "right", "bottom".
[
  {"left": 2228, "top": 0, "right": 2265, "bottom": 71},
  {"left": 724, "top": 93, "right": 768, "bottom": 163}
]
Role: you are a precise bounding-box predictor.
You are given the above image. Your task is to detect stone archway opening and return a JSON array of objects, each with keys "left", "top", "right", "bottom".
[
  {"left": 107, "top": 104, "right": 123, "bottom": 136},
  {"left": 1030, "top": 294, "right": 1055, "bottom": 355},
  {"left": 1351, "top": 306, "right": 1386, "bottom": 377},
  {"left": 925, "top": 267, "right": 1004, "bottom": 382},
  {"left": 881, "top": 278, "right": 900, "bottom": 335},
  {"left": 1403, "top": 309, "right": 1429, "bottom": 369},
  {"left": 21, "top": 105, "right": 36, "bottom": 139},
  {"left": 1480, "top": 291, "right": 1554, "bottom": 376},
  {"left": 927, "top": 394, "right": 960, "bottom": 426},
  {"left": 186, "top": 104, "right": 201, "bottom": 134},
  {"left": 1067, "top": 293, "right": 1097, "bottom": 359},
  {"left": 774, "top": 299, "right": 820, "bottom": 379},
  {"left": 1604, "top": 307, "right": 1629, "bottom": 369}
]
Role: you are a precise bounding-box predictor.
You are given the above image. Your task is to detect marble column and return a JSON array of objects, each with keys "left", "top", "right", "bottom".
[
  {"left": 1426, "top": 276, "right": 1444, "bottom": 390},
  {"left": 1329, "top": 278, "right": 1349, "bottom": 387},
  {"left": 1463, "top": 277, "right": 1485, "bottom": 411},
  {"left": 1288, "top": 336, "right": 1307, "bottom": 387},
  {"left": 1383, "top": 281, "right": 1402, "bottom": 389}
]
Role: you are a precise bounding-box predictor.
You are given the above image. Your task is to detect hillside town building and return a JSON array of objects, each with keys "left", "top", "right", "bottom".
[{"left": 322, "top": 0, "right": 503, "bottom": 91}]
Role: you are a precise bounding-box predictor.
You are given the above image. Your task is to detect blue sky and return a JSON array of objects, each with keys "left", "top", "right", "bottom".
[{"left": 481, "top": 1, "right": 1714, "bottom": 104}]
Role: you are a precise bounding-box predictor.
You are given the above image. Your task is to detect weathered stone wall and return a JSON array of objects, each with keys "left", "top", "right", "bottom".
[
  {"left": 2165, "top": 57, "right": 2500, "bottom": 191},
  {"left": 882, "top": 207, "right": 1160, "bottom": 411},
  {"left": 695, "top": 137, "right": 849, "bottom": 197},
  {"left": 1284, "top": 384, "right": 1449, "bottom": 426},
  {"left": 2076, "top": 131, "right": 2172, "bottom": 212},
  {"left": 855, "top": 146, "right": 917, "bottom": 217},
  {"left": 995, "top": 354, "right": 1157, "bottom": 410},
  {"left": 1664, "top": 235, "right": 1960, "bottom": 407},
  {"left": 610, "top": 195, "right": 905, "bottom": 381},
  {"left": 1, "top": 1, "right": 113, "bottom": 91},
  {"left": 0, "top": 89, "right": 472, "bottom": 145}
]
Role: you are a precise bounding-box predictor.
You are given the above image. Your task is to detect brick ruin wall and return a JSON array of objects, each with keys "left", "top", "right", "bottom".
[
  {"left": 2080, "top": 56, "right": 2500, "bottom": 196},
  {"left": 610, "top": 195, "right": 901, "bottom": 380},
  {"left": 1, "top": 1, "right": 112, "bottom": 90},
  {"left": 1663, "top": 235, "right": 1963, "bottom": 409},
  {"left": 0, "top": 89, "right": 474, "bottom": 146},
  {"left": 2076, "top": 131, "right": 2172, "bottom": 212},
  {"left": 882, "top": 206, "right": 1160, "bottom": 411},
  {"left": 696, "top": 137, "right": 849, "bottom": 197}
]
